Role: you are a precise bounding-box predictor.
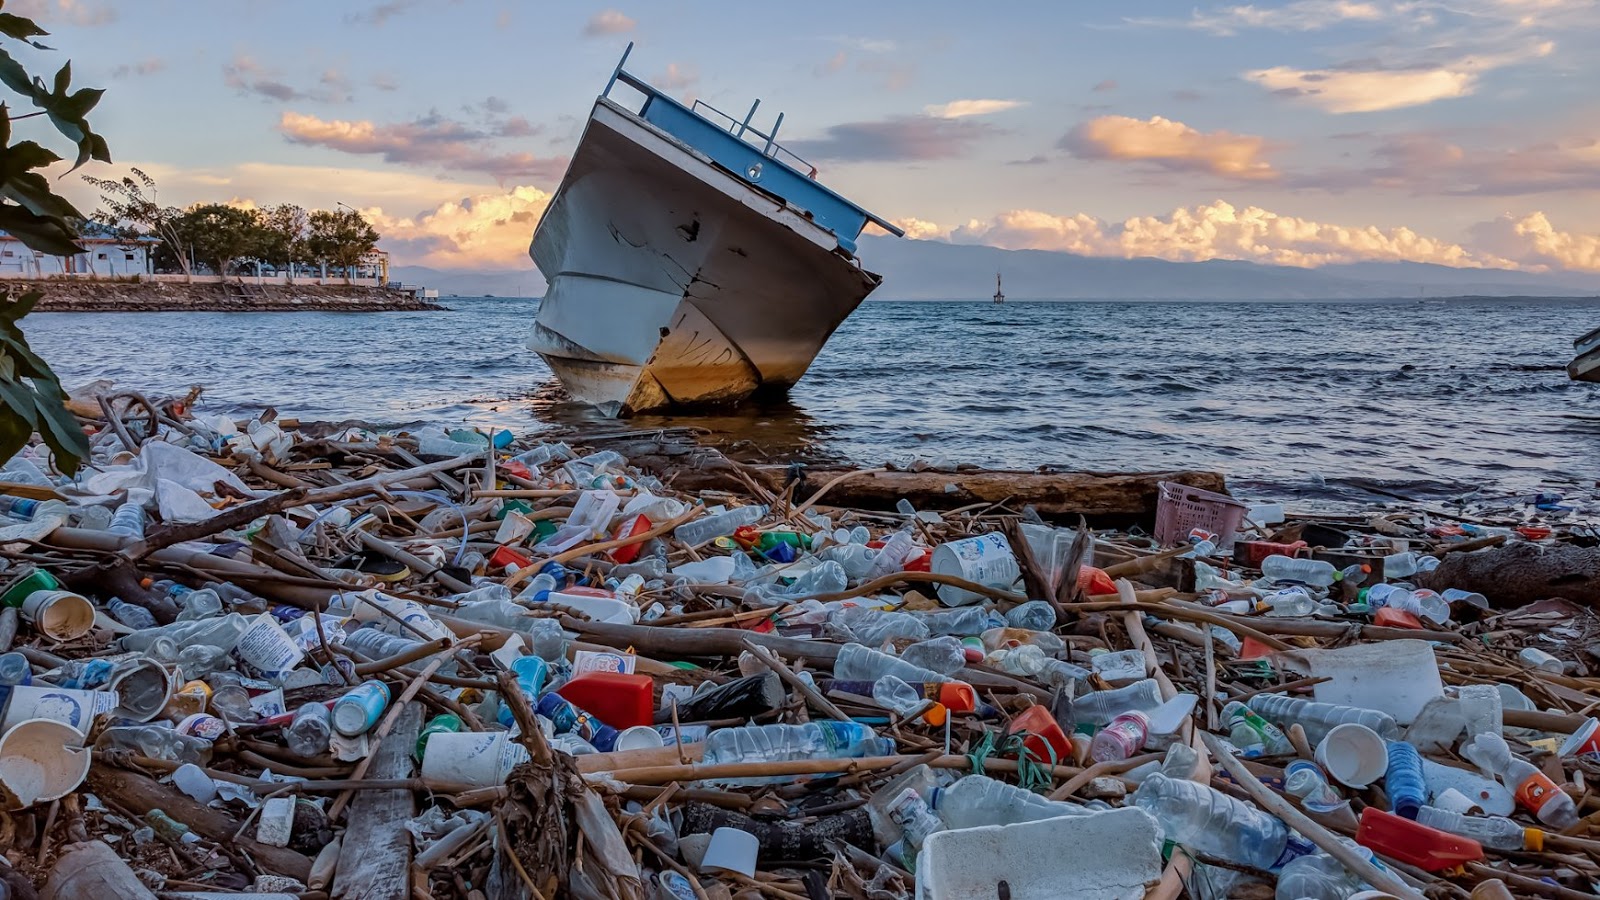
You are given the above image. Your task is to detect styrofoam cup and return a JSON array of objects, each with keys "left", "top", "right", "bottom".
[
  {"left": 701, "top": 827, "right": 758, "bottom": 877},
  {"left": 420, "top": 731, "right": 530, "bottom": 788},
  {"left": 1316, "top": 723, "right": 1389, "bottom": 788},
  {"left": 614, "top": 724, "right": 665, "bottom": 752},
  {"left": 0, "top": 718, "right": 90, "bottom": 809},
  {"left": 20, "top": 590, "right": 94, "bottom": 641}
]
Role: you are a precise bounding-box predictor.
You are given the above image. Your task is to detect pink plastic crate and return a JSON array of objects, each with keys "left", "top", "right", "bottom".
[{"left": 1154, "top": 481, "right": 1249, "bottom": 548}]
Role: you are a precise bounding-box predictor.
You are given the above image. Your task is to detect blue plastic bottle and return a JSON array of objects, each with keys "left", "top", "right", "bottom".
[{"left": 1385, "top": 741, "right": 1426, "bottom": 820}]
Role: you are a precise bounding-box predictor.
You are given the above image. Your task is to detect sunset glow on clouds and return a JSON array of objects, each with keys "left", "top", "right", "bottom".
[{"left": 34, "top": 0, "right": 1600, "bottom": 276}]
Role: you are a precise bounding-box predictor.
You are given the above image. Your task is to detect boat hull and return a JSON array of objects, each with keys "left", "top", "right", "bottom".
[{"left": 529, "top": 100, "right": 881, "bottom": 416}]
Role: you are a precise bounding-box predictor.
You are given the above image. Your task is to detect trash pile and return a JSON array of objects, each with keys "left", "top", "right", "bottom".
[{"left": 0, "top": 384, "right": 1597, "bottom": 899}]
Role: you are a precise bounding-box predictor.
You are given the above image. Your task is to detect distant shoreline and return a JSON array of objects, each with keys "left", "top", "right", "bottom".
[{"left": 20, "top": 280, "right": 445, "bottom": 312}]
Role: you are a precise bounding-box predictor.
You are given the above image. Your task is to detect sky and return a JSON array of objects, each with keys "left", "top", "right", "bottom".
[{"left": 15, "top": 0, "right": 1600, "bottom": 275}]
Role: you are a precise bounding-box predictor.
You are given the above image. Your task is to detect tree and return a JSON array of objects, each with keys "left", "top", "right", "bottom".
[
  {"left": 0, "top": 2, "right": 112, "bottom": 475},
  {"left": 306, "top": 208, "right": 378, "bottom": 274},
  {"left": 82, "top": 166, "right": 191, "bottom": 275},
  {"left": 256, "top": 203, "right": 308, "bottom": 275},
  {"left": 170, "top": 203, "right": 261, "bottom": 276}
]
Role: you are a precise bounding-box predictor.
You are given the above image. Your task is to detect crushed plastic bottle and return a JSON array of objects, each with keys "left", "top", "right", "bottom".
[
  {"left": 834, "top": 643, "right": 949, "bottom": 685},
  {"left": 285, "top": 702, "right": 332, "bottom": 758},
  {"left": 701, "top": 721, "right": 893, "bottom": 784},
  {"left": 1260, "top": 555, "right": 1336, "bottom": 588},
  {"left": 1461, "top": 732, "right": 1579, "bottom": 829},
  {"left": 1274, "top": 850, "right": 1365, "bottom": 900},
  {"left": 932, "top": 774, "right": 1090, "bottom": 829},
  {"left": 673, "top": 504, "right": 767, "bottom": 546},
  {"left": 1131, "top": 773, "right": 1300, "bottom": 870},
  {"left": 1246, "top": 693, "right": 1401, "bottom": 744},
  {"left": 1068, "top": 678, "right": 1164, "bottom": 727},
  {"left": 898, "top": 636, "right": 967, "bottom": 676}
]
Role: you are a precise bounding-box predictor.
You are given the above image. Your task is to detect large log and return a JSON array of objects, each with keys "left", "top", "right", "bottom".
[
  {"left": 588, "top": 437, "right": 1225, "bottom": 519},
  {"left": 1418, "top": 542, "right": 1600, "bottom": 609}
]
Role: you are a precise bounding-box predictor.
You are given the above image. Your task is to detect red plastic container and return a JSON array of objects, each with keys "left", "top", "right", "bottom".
[
  {"left": 1006, "top": 705, "right": 1074, "bottom": 765},
  {"left": 1078, "top": 565, "right": 1116, "bottom": 596},
  {"left": 1234, "top": 540, "right": 1310, "bottom": 568},
  {"left": 489, "top": 545, "right": 532, "bottom": 573},
  {"left": 609, "top": 515, "right": 652, "bottom": 564},
  {"left": 1375, "top": 607, "right": 1424, "bottom": 630},
  {"left": 1356, "top": 807, "right": 1483, "bottom": 871},
  {"left": 555, "top": 672, "right": 655, "bottom": 729}
]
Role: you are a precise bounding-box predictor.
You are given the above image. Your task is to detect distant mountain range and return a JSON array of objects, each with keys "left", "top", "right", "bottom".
[{"left": 392, "top": 237, "right": 1600, "bottom": 301}]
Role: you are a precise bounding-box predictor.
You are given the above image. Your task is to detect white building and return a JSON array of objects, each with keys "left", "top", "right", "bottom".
[{"left": 0, "top": 229, "right": 160, "bottom": 278}]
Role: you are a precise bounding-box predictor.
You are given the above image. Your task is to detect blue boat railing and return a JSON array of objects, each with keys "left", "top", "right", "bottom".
[{"left": 598, "top": 42, "right": 902, "bottom": 250}]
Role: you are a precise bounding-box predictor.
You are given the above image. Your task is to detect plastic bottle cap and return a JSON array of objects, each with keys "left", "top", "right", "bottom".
[
  {"left": 1523, "top": 828, "right": 1543, "bottom": 852},
  {"left": 921, "top": 702, "right": 948, "bottom": 727}
]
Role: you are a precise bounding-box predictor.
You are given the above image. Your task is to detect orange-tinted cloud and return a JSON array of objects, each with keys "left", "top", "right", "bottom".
[
  {"left": 365, "top": 185, "right": 552, "bottom": 269},
  {"left": 279, "top": 111, "right": 563, "bottom": 182},
  {"left": 1062, "top": 115, "right": 1277, "bottom": 181},
  {"left": 1471, "top": 212, "right": 1600, "bottom": 272}
]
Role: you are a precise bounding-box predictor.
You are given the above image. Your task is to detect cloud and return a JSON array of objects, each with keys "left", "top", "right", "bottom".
[
  {"left": 889, "top": 217, "right": 954, "bottom": 240},
  {"left": 654, "top": 63, "right": 698, "bottom": 91},
  {"left": 1061, "top": 115, "right": 1277, "bottom": 181},
  {"left": 111, "top": 57, "right": 165, "bottom": 78},
  {"left": 787, "top": 116, "right": 995, "bottom": 163},
  {"left": 814, "top": 50, "right": 848, "bottom": 77},
  {"left": 923, "top": 99, "right": 1026, "bottom": 119},
  {"left": 225, "top": 54, "right": 350, "bottom": 104},
  {"left": 365, "top": 185, "right": 552, "bottom": 268},
  {"left": 371, "top": 72, "right": 399, "bottom": 92},
  {"left": 583, "top": 9, "right": 635, "bottom": 36},
  {"left": 1471, "top": 212, "right": 1600, "bottom": 271},
  {"left": 920, "top": 200, "right": 1509, "bottom": 270},
  {"left": 345, "top": 0, "right": 419, "bottom": 26},
  {"left": 1147, "top": 1, "right": 1394, "bottom": 35},
  {"left": 7, "top": 0, "right": 116, "bottom": 26},
  {"left": 1247, "top": 40, "right": 1555, "bottom": 113},
  {"left": 1296, "top": 129, "right": 1600, "bottom": 196},
  {"left": 829, "top": 36, "right": 897, "bottom": 53},
  {"left": 278, "top": 110, "right": 563, "bottom": 183},
  {"left": 1092, "top": 79, "right": 1118, "bottom": 92}
]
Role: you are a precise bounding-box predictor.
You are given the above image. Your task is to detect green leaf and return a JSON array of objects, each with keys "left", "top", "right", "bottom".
[
  {"left": 27, "top": 375, "right": 86, "bottom": 475},
  {"left": 0, "top": 204, "right": 82, "bottom": 256},
  {"left": 1, "top": 171, "right": 81, "bottom": 220},
  {"left": 50, "top": 61, "right": 67, "bottom": 97},
  {"left": 0, "top": 13, "right": 48, "bottom": 42},
  {"left": 0, "top": 411, "right": 28, "bottom": 474},
  {"left": 0, "top": 47, "right": 33, "bottom": 98}
]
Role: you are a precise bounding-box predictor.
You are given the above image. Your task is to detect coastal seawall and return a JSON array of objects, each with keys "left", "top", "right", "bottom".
[{"left": 14, "top": 279, "right": 445, "bottom": 312}]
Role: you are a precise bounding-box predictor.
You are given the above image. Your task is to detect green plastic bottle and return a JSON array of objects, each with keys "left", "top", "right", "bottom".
[{"left": 415, "top": 713, "right": 463, "bottom": 758}]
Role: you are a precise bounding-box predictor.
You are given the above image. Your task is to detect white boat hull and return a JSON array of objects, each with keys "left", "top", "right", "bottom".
[{"left": 528, "top": 100, "right": 882, "bottom": 416}]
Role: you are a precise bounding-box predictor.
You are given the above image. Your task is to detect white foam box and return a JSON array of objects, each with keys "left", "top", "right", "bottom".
[{"left": 915, "top": 807, "right": 1161, "bottom": 900}]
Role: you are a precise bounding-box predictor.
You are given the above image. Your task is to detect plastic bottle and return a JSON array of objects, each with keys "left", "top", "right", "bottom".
[
  {"left": 932, "top": 774, "right": 1090, "bottom": 829},
  {"left": 1246, "top": 693, "right": 1401, "bottom": 744},
  {"left": 915, "top": 606, "right": 1003, "bottom": 637},
  {"left": 820, "top": 542, "right": 876, "bottom": 579},
  {"left": 0, "top": 496, "right": 69, "bottom": 522},
  {"left": 1385, "top": 741, "right": 1427, "bottom": 819},
  {"left": 828, "top": 607, "right": 930, "bottom": 646},
  {"left": 886, "top": 787, "right": 944, "bottom": 869},
  {"left": 415, "top": 713, "right": 463, "bottom": 757},
  {"left": 94, "top": 725, "right": 213, "bottom": 765},
  {"left": 865, "top": 530, "right": 918, "bottom": 580},
  {"left": 0, "top": 652, "right": 29, "bottom": 707},
  {"left": 173, "top": 587, "right": 224, "bottom": 621},
  {"left": 496, "top": 655, "right": 550, "bottom": 727},
  {"left": 1090, "top": 710, "right": 1150, "bottom": 762},
  {"left": 1274, "top": 851, "right": 1363, "bottom": 900},
  {"left": 1462, "top": 733, "right": 1580, "bottom": 829},
  {"left": 701, "top": 721, "right": 893, "bottom": 781},
  {"left": 1004, "top": 600, "right": 1058, "bottom": 632},
  {"left": 672, "top": 504, "right": 767, "bottom": 546},
  {"left": 1222, "top": 701, "right": 1293, "bottom": 756},
  {"left": 1131, "top": 773, "right": 1295, "bottom": 870},
  {"left": 872, "top": 676, "right": 928, "bottom": 718},
  {"left": 1284, "top": 760, "right": 1347, "bottom": 815},
  {"left": 1382, "top": 551, "right": 1440, "bottom": 579},
  {"left": 119, "top": 613, "right": 249, "bottom": 657},
  {"left": 1260, "top": 555, "right": 1336, "bottom": 588},
  {"left": 1364, "top": 584, "right": 1450, "bottom": 624},
  {"left": 146, "top": 809, "right": 201, "bottom": 846},
  {"left": 106, "top": 596, "right": 158, "bottom": 629},
  {"left": 285, "top": 703, "right": 333, "bottom": 757},
  {"left": 1260, "top": 587, "right": 1317, "bottom": 617},
  {"left": 833, "top": 643, "right": 949, "bottom": 685},
  {"left": 1068, "top": 678, "right": 1164, "bottom": 727},
  {"left": 742, "top": 560, "right": 847, "bottom": 607},
  {"left": 899, "top": 637, "right": 967, "bottom": 676},
  {"left": 1416, "top": 806, "right": 1534, "bottom": 852},
  {"left": 332, "top": 682, "right": 390, "bottom": 736},
  {"left": 341, "top": 626, "right": 428, "bottom": 661}
]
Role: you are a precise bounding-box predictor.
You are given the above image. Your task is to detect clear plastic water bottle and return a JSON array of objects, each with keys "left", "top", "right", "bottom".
[
  {"left": 0, "top": 651, "right": 29, "bottom": 708},
  {"left": 1385, "top": 741, "right": 1427, "bottom": 819},
  {"left": 1274, "top": 851, "right": 1363, "bottom": 900},
  {"left": 872, "top": 676, "right": 927, "bottom": 718},
  {"left": 899, "top": 637, "right": 967, "bottom": 676},
  {"left": 1260, "top": 555, "right": 1336, "bottom": 588},
  {"left": 701, "top": 721, "right": 893, "bottom": 783},
  {"left": 1261, "top": 587, "right": 1317, "bottom": 617},
  {"left": 834, "top": 643, "right": 949, "bottom": 685},
  {"left": 887, "top": 787, "right": 944, "bottom": 869},
  {"left": 1415, "top": 806, "right": 1531, "bottom": 852},
  {"left": 1068, "top": 678, "right": 1164, "bottom": 727},
  {"left": 94, "top": 725, "right": 213, "bottom": 765},
  {"left": 107, "top": 597, "right": 158, "bottom": 629},
  {"left": 1131, "top": 773, "right": 1293, "bottom": 870},
  {"left": 1222, "top": 701, "right": 1293, "bottom": 756},
  {"left": 173, "top": 588, "right": 224, "bottom": 622},
  {"left": 672, "top": 504, "right": 767, "bottom": 546},
  {"left": 742, "top": 560, "right": 847, "bottom": 606},
  {"left": 821, "top": 542, "right": 876, "bottom": 579},
  {"left": 1090, "top": 710, "right": 1150, "bottom": 762},
  {"left": 1246, "top": 693, "right": 1400, "bottom": 744},
  {"left": 1382, "top": 551, "right": 1440, "bottom": 579},
  {"left": 1284, "top": 760, "right": 1346, "bottom": 814},
  {"left": 108, "top": 501, "right": 147, "bottom": 538},
  {"left": 1364, "top": 584, "right": 1449, "bottom": 623},
  {"left": 828, "top": 607, "right": 930, "bottom": 646},
  {"left": 916, "top": 606, "right": 1003, "bottom": 637},
  {"left": 1462, "top": 733, "right": 1579, "bottom": 829},
  {"left": 933, "top": 774, "right": 1089, "bottom": 829},
  {"left": 865, "top": 530, "right": 917, "bottom": 580},
  {"left": 341, "top": 626, "right": 427, "bottom": 661},
  {"left": 1005, "top": 600, "right": 1058, "bottom": 632},
  {"left": 285, "top": 702, "right": 332, "bottom": 757}
]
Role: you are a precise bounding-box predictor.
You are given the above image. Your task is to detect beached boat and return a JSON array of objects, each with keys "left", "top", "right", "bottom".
[
  {"left": 528, "top": 44, "right": 903, "bottom": 416},
  {"left": 1569, "top": 326, "right": 1600, "bottom": 382}
]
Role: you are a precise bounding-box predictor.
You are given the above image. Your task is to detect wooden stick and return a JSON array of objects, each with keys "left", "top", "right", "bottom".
[
  {"left": 740, "top": 639, "right": 853, "bottom": 723},
  {"left": 1200, "top": 731, "right": 1424, "bottom": 900}
]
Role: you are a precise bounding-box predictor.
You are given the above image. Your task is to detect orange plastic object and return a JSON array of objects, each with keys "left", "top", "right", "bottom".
[
  {"left": 554, "top": 672, "right": 655, "bottom": 729},
  {"left": 489, "top": 545, "right": 532, "bottom": 573},
  {"left": 1374, "top": 607, "right": 1424, "bottom": 630},
  {"left": 1238, "top": 636, "right": 1277, "bottom": 661},
  {"left": 1079, "top": 566, "right": 1116, "bottom": 596},
  {"left": 1356, "top": 807, "right": 1483, "bottom": 871},
  {"left": 937, "top": 682, "right": 976, "bottom": 713},
  {"left": 609, "top": 515, "right": 652, "bottom": 563},
  {"left": 1006, "top": 705, "right": 1074, "bottom": 765}
]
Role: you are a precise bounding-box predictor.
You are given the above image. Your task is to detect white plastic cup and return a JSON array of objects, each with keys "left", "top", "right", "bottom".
[
  {"left": 930, "top": 534, "right": 1021, "bottom": 606},
  {"left": 1433, "top": 787, "right": 1479, "bottom": 814},
  {"left": 108, "top": 659, "right": 176, "bottom": 722},
  {"left": 20, "top": 590, "right": 94, "bottom": 642},
  {"left": 420, "top": 731, "right": 530, "bottom": 788},
  {"left": 1519, "top": 646, "right": 1564, "bottom": 674},
  {"left": 614, "top": 724, "right": 665, "bottom": 752},
  {"left": 171, "top": 763, "right": 218, "bottom": 804},
  {"left": 701, "top": 827, "right": 759, "bottom": 877},
  {"left": 1316, "top": 723, "right": 1389, "bottom": 788},
  {"left": 0, "top": 718, "right": 91, "bottom": 809}
]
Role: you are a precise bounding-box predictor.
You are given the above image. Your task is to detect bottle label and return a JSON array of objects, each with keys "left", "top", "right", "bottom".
[
  {"left": 1515, "top": 772, "right": 1561, "bottom": 815},
  {"left": 1272, "top": 835, "right": 1317, "bottom": 870}
]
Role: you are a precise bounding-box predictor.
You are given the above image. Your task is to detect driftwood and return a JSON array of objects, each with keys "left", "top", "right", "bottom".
[
  {"left": 1419, "top": 542, "right": 1600, "bottom": 609},
  {"left": 680, "top": 802, "right": 874, "bottom": 862},
  {"left": 332, "top": 703, "right": 421, "bottom": 900},
  {"left": 588, "top": 437, "right": 1224, "bottom": 519}
]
